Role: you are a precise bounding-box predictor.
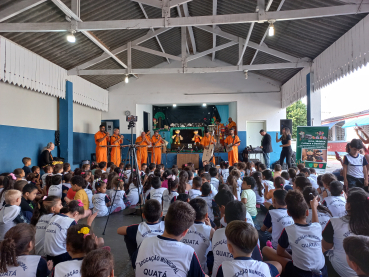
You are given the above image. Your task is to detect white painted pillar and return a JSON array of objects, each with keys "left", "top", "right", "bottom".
[{"left": 311, "top": 89, "right": 321, "bottom": 126}]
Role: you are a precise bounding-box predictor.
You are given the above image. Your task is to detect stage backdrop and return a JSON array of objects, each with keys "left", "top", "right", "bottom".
[{"left": 153, "top": 105, "right": 221, "bottom": 127}]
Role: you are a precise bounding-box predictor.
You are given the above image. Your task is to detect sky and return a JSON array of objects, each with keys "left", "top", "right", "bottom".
[{"left": 320, "top": 64, "right": 369, "bottom": 120}]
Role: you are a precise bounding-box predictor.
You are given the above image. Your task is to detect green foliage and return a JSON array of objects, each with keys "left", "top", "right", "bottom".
[{"left": 287, "top": 100, "right": 307, "bottom": 138}]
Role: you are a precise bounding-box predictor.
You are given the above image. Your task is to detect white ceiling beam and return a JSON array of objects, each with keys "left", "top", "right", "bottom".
[
  {"left": 187, "top": 41, "right": 237, "bottom": 62},
  {"left": 128, "top": 41, "right": 132, "bottom": 73},
  {"left": 2, "top": 4, "right": 369, "bottom": 31},
  {"left": 176, "top": 6, "right": 190, "bottom": 54},
  {"left": 51, "top": 0, "right": 139, "bottom": 77},
  {"left": 237, "top": 22, "right": 254, "bottom": 65},
  {"left": 69, "top": 27, "right": 171, "bottom": 72},
  {"left": 0, "top": 0, "right": 47, "bottom": 22},
  {"left": 72, "top": 61, "right": 310, "bottom": 75},
  {"left": 212, "top": 0, "right": 217, "bottom": 61},
  {"left": 71, "top": 0, "right": 80, "bottom": 18},
  {"left": 181, "top": 26, "right": 187, "bottom": 67},
  {"left": 138, "top": 3, "right": 170, "bottom": 63},
  {"left": 182, "top": 3, "right": 197, "bottom": 54},
  {"left": 197, "top": 25, "right": 301, "bottom": 63},
  {"left": 133, "top": 45, "right": 182, "bottom": 61},
  {"left": 250, "top": 0, "right": 283, "bottom": 65},
  {"left": 131, "top": 0, "right": 192, "bottom": 8}
]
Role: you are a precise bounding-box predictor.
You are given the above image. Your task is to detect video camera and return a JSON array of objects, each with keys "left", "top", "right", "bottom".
[{"left": 126, "top": 115, "right": 138, "bottom": 122}]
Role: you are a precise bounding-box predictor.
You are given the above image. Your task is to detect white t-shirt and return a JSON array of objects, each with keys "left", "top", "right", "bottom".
[
  {"left": 344, "top": 153, "right": 368, "bottom": 178},
  {"left": 324, "top": 217, "right": 356, "bottom": 277},
  {"left": 84, "top": 188, "right": 94, "bottom": 209},
  {"left": 189, "top": 189, "right": 202, "bottom": 200},
  {"left": 264, "top": 208, "right": 294, "bottom": 249},
  {"left": 253, "top": 185, "right": 265, "bottom": 204},
  {"left": 136, "top": 221, "right": 165, "bottom": 246},
  {"left": 1, "top": 255, "right": 43, "bottom": 277},
  {"left": 218, "top": 258, "right": 272, "bottom": 277},
  {"left": 236, "top": 179, "right": 242, "bottom": 201},
  {"left": 181, "top": 222, "right": 212, "bottom": 274},
  {"left": 308, "top": 176, "right": 319, "bottom": 189},
  {"left": 148, "top": 187, "right": 167, "bottom": 204},
  {"left": 162, "top": 190, "right": 179, "bottom": 216},
  {"left": 108, "top": 189, "right": 126, "bottom": 210},
  {"left": 35, "top": 214, "right": 54, "bottom": 256},
  {"left": 48, "top": 184, "right": 63, "bottom": 198},
  {"left": 210, "top": 178, "right": 220, "bottom": 190},
  {"left": 126, "top": 183, "right": 143, "bottom": 206},
  {"left": 54, "top": 258, "right": 83, "bottom": 277},
  {"left": 323, "top": 196, "right": 346, "bottom": 218},
  {"left": 44, "top": 214, "right": 75, "bottom": 256},
  {"left": 306, "top": 209, "right": 331, "bottom": 229},
  {"left": 262, "top": 180, "right": 274, "bottom": 204},
  {"left": 197, "top": 195, "right": 215, "bottom": 221},
  {"left": 92, "top": 193, "right": 109, "bottom": 217},
  {"left": 220, "top": 169, "right": 229, "bottom": 180},
  {"left": 279, "top": 223, "right": 325, "bottom": 272},
  {"left": 135, "top": 236, "right": 201, "bottom": 277}
]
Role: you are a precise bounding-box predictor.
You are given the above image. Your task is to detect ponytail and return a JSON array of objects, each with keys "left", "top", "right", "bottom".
[
  {"left": 226, "top": 175, "right": 238, "bottom": 199},
  {"left": 274, "top": 176, "right": 285, "bottom": 190},
  {"left": 167, "top": 177, "right": 179, "bottom": 195},
  {"left": 62, "top": 200, "right": 85, "bottom": 215},
  {"left": 346, "top": 188, "right": 369, "bottom": 236},
  {"left": 302, "top": 187, "right": 332, "bottom": 217},
  {"left": 45, "top": 175, "right": 53, "bottom": 193},
  {"left": 66, "top": 224, "right": 97, "bottom": 255},
  {"left": 252, "top": 172, "right": 264, "bottom": 197},
  {"left": 177, "top": 171, "right": 188, "bottom": 194},
  {"left": 30, "top": 196, "right": 61, "bottom": 225},
  {"left": 0, "top": 224, "right": 35, "bottom": 272}
]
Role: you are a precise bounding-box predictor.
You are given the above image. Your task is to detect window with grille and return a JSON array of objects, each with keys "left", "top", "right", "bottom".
[
  {"left": 335, "top": 122, "right": 345, "bottom": 141},
  {"left": 328, "top": 128, "right": 333, "bottom": 141},
  {"left": 362, "top": 125, "right": 369, "bottom": 134}
]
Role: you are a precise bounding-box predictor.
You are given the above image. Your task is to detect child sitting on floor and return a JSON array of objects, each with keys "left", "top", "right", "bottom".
[
  {"left": 198, "top": 182, "right": 218, "bottom": 222},
  {"left": 209, "top": 167, "right": 221, "bottom": 190},
  {"left": 264, "top": 176, "right": 285, "bottom": 209},
  {"left": 133, "top": 201, "right": 205, "bottom": 276},
  {"left": 147, "top": 176, "right": 166, "bottom": 204},
  {"left": 322, "top": 180, "right": 346, "bottom": 217},
  {"left": 245, "top": 161, "right": 256, "bottom": 177},
  {"left": 117, "top": 199, "right": 165, "bottom": 259},
  {"left": 343, "top": 235, "right": 369, "bottom": 276},
  {"left": 0, "top": 223, "right": 53, "bottom": 276},
  {"left": 216, "top": 221, "right": 282, "bottom": 277},
  {"left": 162, "top": 176, "right": 179, "bottom": 216},
  {"left": 262, "top": 190, "right": 328, "bottom": 277},
  {"left": 72, "top": 176, "right": 91, "bottom": 217},
  {"left": 300, "top": 168, "right": 319, "bottom": 189},
  {"left": 273, "top": 164, "right": 282, "bottom": 179},
  {"left": 182, "top": 198, "right": 215, "bottom": 274},
  {"left": 260, "top": 190, "right": 294, "bottom": 249},
  {"left": 81, "top": 249, "right": 114, "bottom": 277},
  {"left": 241, "top": 177, "right": 257, "bottom": 218},
  {"left": 92, "top": 181, "right": 113, "bottom": 217},
  {"left": 302, "top": 187, "right": 332, "bottom": 228},
  {"left": 108, "top": 176, "right": 126, "bottom": 212},
  {"left": 320, "top": 173, "right": 337, "bottom": 199}
]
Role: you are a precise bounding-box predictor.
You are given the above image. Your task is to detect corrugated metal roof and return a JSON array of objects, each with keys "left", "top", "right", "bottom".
[{"left": 0, "top": 0, "right": 367, "bottom": 88}]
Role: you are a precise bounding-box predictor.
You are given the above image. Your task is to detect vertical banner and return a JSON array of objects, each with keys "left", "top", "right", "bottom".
[{"left": 296, "top": 126, "right": 329, "bottom": 173}]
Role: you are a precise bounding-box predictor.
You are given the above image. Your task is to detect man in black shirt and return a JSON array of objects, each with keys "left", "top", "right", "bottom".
[{"left": 260, "top": 129, "right": 273, "bottom": 169}]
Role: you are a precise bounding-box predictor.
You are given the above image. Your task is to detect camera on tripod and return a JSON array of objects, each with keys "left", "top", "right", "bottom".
[{"left": 126, "top": 115, "right": 138, "bottom": 122}]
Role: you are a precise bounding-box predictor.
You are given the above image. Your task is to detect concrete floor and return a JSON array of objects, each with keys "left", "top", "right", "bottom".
[
  {"left": 78, "top": 207, "right": 267, "bottom": 277},
  {"left": 79, "top": 211, "right": 141, "bottom": 277}
]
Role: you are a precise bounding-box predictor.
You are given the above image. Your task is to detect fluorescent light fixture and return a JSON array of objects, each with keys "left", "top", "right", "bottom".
[
  {"left": 202, "top": 103, "right": 207, "bottom": 107},
  {"left": 67, "top": 31, "right": 76, "bottom": 43},
  {"left": 173, "top": 104, "right": 177, "bottom": 107},
  {"left": 125, "top": 75, "right": 129, "bottom": 84},
  {"left": 268, "top": 22, "right": 275, "bottom": 36}
]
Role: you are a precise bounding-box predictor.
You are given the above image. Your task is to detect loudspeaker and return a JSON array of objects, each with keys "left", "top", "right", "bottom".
[
  {"left": 280, "top": 119, "right": 292, "bottom": 134},
  {"left": 55, "top": 131, "right": 60, "bottom": 146}
]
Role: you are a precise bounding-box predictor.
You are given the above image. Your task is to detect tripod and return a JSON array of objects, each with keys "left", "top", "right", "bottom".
[{"left": 102, "top": 120, "right": 144, "bottom": 235}]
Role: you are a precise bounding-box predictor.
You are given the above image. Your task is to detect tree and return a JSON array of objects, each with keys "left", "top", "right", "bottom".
[{"left": 287, "top": 100, "right": 307, "bottom": 138}]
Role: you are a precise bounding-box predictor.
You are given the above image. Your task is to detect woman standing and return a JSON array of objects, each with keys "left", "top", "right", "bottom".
[{"left": 276, "top": 127, "right": 292, "bottom": 168}]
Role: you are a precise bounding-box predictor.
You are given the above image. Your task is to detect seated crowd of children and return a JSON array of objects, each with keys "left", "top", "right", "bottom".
[{"left": 0, "top": 137, "right": 368, "bottom": 277}]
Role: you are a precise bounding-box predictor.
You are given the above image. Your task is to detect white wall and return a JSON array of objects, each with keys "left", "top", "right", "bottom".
[
  {"left": 228, "top": 102, "right": 237, "bottom": 123},
  {"left": 104, "top": 57, "right": 285, "bottom": 134},
  {"left": 73, "top": 103, "right": 102, "bottom": 134},
  {"left": 136, "top": 104, "right": 153, "bottom": 133},
  {"left": 0, "top": 81, "right": 58, "bottom": 130}
]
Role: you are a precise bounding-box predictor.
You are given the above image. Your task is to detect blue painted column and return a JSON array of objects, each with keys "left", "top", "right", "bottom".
[
  {"left": 59, "top": 81, "right": 73, "bottom": 163},
  {"left": 306, "top": 73, "right": 313, "bottom": 126}
]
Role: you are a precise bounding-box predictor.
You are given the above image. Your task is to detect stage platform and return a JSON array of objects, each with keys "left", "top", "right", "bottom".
[{"left": 147, "top": 152, "right": 229, "bottom": 168}]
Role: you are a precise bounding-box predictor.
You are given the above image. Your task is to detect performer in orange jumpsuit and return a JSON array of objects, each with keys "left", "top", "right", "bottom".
[
  {"left": 135, "top": 132, "right": 151, "bottom": 170},
  {"left": 224, "top": 128, "right": 240, "bottom": 166},
  {"left": 227, "top": 117, "right": 237, "bottom": 135},
  {"left": 201, "top": 130, "right": 216, "bottom": 165},
  {"left": 95, "top": 125, "right": 110, "bottom": 168},
  {"left": 151, "top": 131, "right": 164, "bottom": 165},
  {"left": 110, "top": 128, "right": 124, "bottom": 167}
]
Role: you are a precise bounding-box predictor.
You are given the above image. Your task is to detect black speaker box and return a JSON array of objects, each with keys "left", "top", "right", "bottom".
[
  {"left": 280, "top": 119, "right": 292, "bottom": 134},
  {"left": 55, "top": 131, "right": 60, "bottom": 146}
]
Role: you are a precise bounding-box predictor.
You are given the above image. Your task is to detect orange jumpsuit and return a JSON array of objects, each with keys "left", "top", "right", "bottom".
[
  {"left": 227, "top": 121, "right": 237, "bottom": 135},
  {"left": 110, "top": 135, "right": 123, "bottom": 167},
  {"left": 201, "top": 135, "right": 216, "bottom": 164},
  {"left": 193, "top": 135, "right": 202, "bottom": 143},
  {"left": 135, "top": 136, "right": 150, "bottom": 170},
  {"left": 151, "top": 136, "right": 164, "bottom": 165},
  {"left": 224, "top": 135, "right": 240, "bottom": 166},
  {"left": 95, "top": 131, "right": 109, "bottom": 166}
]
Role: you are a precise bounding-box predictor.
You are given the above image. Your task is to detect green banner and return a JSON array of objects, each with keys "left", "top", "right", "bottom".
[{"left": 296, "top": 126, "right": 329, "bottom": 173}]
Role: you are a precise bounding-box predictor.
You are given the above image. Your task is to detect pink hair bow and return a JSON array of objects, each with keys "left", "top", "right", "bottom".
[
  {"left": 166, "top": 175, "right": 175, "bottom": 181},
  {"left": 9, "top": 173, "right": 16, "bottom": 180},
  {"left": 81, "top": 172, "right": 86, "bottom": 175},
  {"left": 185, "top": 164, "right": 188, "bottom": 167},
  {"left": 103, "top": 179, "right": 107, "bottom": 183},
  {"left": 43, "top": 196, "right": 48, "bottom": 200},
  {"left": 83, "top": 234, "right": 90, "bottom": 239},
  {"left": 77, "top": 199, "right": 84, "bottom": 207}
]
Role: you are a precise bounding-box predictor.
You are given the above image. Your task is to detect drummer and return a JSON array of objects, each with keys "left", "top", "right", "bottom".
[{"left": 201, "top": 130, "right": 216, "bottom": 165}]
